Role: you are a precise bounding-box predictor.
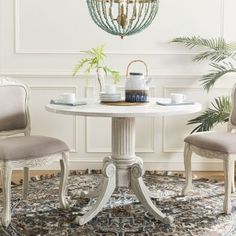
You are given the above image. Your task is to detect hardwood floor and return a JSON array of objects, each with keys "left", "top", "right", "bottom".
[
  {"left": 192, "top": 171, "right": 224, "bottom": 182},
  {"left": 5, "top": 170, "right": 225, "bottom": 186},
  {"left": 0, "top": 170, "right": 59, "bottom": 186}
]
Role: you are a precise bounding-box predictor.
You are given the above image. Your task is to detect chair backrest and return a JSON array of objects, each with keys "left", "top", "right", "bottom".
[
  {"left": 0, "top": 77, "right": 30, "bottom": 136},
  {"left": 229, "top": 83, "right": 236, "bottom": 131}
]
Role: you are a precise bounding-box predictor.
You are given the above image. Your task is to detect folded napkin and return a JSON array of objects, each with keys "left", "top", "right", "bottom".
[
  {"left": 156, "top": 98, "right": 194, "bottom": 106},
  {"left": 50, "top": 99, "right": 87, "bottom": 106}
]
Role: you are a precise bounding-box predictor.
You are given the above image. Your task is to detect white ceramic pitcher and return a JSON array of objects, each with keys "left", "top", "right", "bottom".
[{"left": 125, "top": 60, "right": 151, "bottom": 102}]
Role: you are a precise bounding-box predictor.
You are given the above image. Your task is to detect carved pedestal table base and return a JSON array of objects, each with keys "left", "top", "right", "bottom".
[
  {"left": 46, "top": 98, "right": 202, "bottom": 226},
  {"left": 76, "top": 117, "right": 173, "bottom": 225}
]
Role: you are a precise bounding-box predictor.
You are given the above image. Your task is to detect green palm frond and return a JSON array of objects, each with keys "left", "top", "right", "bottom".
[
  {"left": 172, "top": 36, "right": 224, "bottom": 49},
  {"left": 187, "top": 96, "right": 231, "bottom": 133},
  {"left": 172, "top": 36, "right": 236, "bottom": 62},
  {"left": 172, "top": 36, "right": 236, "bottom": 133},
  {"left": 193, "top": 50, "right": 233, "bottom": 62},
  {"left": 201, "top": 62, "right": 236, "bottom": 91}
]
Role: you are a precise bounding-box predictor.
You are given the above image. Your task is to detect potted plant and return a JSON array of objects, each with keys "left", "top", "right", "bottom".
[
  {"left": 172, "top": 36, "right": 236, "bottom": 133},
  {"left": 73, "top": 45, "right": 121, "bottom": 92}
]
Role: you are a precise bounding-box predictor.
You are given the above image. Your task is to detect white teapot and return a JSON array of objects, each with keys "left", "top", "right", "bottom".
[{"left": 125, "top": 60, "right": 152, "bottom": 103}]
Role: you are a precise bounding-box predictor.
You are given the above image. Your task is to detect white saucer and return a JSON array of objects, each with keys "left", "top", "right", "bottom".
[
  {"left": 50, "top": 99, "right": 87, "bottom": 106},
  {"left": 100, "top": 94, "right": 121, "bottom": 97},
  {"left": 100, "top": 92, "right": 120, "bottom": 96},
  {"left": 100, "top": 92, "right": 121, "bottom": 102},
  {"left": 156, "top": 98, "right": 194, "bottom": 106},
  {"left": 100, "top": 97, "right": 121, "bottom": 101}
]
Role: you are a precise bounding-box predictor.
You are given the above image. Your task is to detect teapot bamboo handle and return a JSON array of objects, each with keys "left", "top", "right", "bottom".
[{"left": 126, "top": 60, "right": 148, "bottom": 77}]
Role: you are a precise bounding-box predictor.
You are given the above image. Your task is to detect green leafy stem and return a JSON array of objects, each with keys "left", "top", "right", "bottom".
[
  {"left": 73, "top": 45, "right": 121, "bottom": 91},
  {"left": 171, "top": 36, "right": 236, "bottom": 132}
]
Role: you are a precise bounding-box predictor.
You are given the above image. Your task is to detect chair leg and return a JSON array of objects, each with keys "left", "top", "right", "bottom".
[
  {"left": 59, "top": 152, "right": 69, "bottom": 209},
  {"left": 223, "top": 159, "right": 233, "bottom": 214},
  {"left": 182, "top": 143, "right": 193, "bottom": 195},
  {"left": 23, "top": 167, "right": 30, "bottom": 200},
  {"left": 231, "top": 162, "right": 235, "bottom": 193},
  {"left": 1, "top": 162, "right": 13, "bottom": 227}
]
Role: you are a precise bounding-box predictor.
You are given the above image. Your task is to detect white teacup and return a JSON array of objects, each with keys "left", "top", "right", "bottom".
[
  {"left": 105, "top": 84, "right": 117, "bottom": 94},
  {"left": 60, "top": 93, "right": 76, "bottom": 103},
  {"left": 170, "top": 93, "right": 186, "bottom": 104}
]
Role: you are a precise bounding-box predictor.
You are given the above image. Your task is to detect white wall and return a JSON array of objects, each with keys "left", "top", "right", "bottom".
[{"left": 1, "top": 0, "right": 236, "bottom": 171}]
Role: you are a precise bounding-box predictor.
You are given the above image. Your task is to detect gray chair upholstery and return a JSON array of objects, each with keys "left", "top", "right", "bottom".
[
  {"left": 183, "top": 83, "right": 236, "bottom": 215},
  {"left": 0, "top": 78, "right": 70, "bottom": 227},
  {"left": 231, "top": 87, "right": 236, "bottom": 126},
  {"left": 0, "top": 86, "right": 28, "bottom": 132},
  {"left": 185, "top": 132, "right": 236, "bottom": 153},
  {"left": 0, "top": 136, "right": 68, "bottom": 161}
]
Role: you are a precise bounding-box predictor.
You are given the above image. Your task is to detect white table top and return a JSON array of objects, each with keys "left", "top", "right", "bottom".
[{"left": 45, "top": 98, "right": 202, "bottom": 118}]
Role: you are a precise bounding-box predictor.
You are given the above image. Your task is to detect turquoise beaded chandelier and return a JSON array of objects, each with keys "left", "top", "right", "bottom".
[{"left": 86, "top": 0, "right": 160, "bottom": 39}]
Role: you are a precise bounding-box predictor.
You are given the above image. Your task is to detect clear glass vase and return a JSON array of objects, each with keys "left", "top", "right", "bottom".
[{"left": 97, "top": 67, "right": 105, "bottom": 92}]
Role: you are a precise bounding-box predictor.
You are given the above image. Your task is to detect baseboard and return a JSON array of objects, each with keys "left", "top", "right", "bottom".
[{"left": 28, "top": 160, "right": 223, "bottom": 171}]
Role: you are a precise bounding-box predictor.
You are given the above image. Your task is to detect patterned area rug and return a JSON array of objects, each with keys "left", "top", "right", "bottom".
[{"left": 1, "top": 172, "right": 236, "bottom": 236}]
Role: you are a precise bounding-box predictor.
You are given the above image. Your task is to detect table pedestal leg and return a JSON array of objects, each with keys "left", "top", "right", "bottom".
[
  {"left": 131, "top": 162, "right": 173, "bottom": 224},
  {"left": 78, "top": 117, "right": 173, "bottom": 225},
  {"left": 76, "top": 161, "right": 116, "bottom": 225},
  {"left": 80, "top": 157, "right": 112, "bottom": 199}
]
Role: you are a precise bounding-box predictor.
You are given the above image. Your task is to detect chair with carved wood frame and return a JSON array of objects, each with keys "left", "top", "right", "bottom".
[
  {"left": 183, "top": 83, "right": 236, "bottom": 214},
  {"left": 0, "top": 78, "right": 70, "bottom": 227}
]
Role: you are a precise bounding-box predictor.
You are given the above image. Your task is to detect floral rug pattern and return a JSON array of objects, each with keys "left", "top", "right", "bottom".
[{"left": 1, "top": 172, "right": 236, "bottom": 236}]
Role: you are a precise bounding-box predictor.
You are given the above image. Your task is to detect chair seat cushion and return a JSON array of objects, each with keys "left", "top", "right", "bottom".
[
  {"left": 184, "top": 132, "right": 236, "bottom": 153},
  {"left": 0, "top": 136, "right": 69, "bottom": 161}
]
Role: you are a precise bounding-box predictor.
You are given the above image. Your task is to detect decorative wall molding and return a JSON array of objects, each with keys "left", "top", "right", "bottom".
[
  {"left": 220, "top": 0, "right": 225, "bottom": 37},
  {"left": 84, "top": 86, "right": 156, "bottom": 153},
  {"left": 162, "top": 86, "right": 198, "bottom": 154},
  {"left": 0, "top": 76, "right": 230, "bottom": 171},
  {"left": 29, "top": 159, "right": 224, "bottom": 171},
  {"left": 1, "top": 0, "right": 231, "bottom": 171},
  {"left": 13, "top": 0, "right": 223, "bottom": 55},
  {"left": 30, "top": 86, "right": 79, "bottom": 153},
  {"left": 85, "top": 117, "right": 156, "bottom": 153},
  {"left": 0, "top": 72, "right": 205, "bottom": 79},
  {"left": 162, "top": 86, "right": 231, "bottom": 153},
  {"left": 14, "top": 0, "right": 20, "bottom": 55},
  {"left": 3, "top": 72, "right": 236, "bottom": 81}
]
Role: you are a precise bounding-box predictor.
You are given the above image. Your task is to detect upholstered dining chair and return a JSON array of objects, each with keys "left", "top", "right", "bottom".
[
  {"left": 0, "top": 78, "right": 70, "bottom": 227},
  {"left": 182, "top": 83, "right": 236, "bottom": 214}
]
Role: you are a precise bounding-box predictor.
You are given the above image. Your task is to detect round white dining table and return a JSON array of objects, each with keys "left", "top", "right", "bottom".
[{"left": 46, "top": 98, "right": 202, "bottom": 225}]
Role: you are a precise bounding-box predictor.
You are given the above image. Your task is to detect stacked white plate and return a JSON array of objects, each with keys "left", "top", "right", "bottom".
[{"left": 100, "top": 92, "right": 121, "bottom": 102}]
